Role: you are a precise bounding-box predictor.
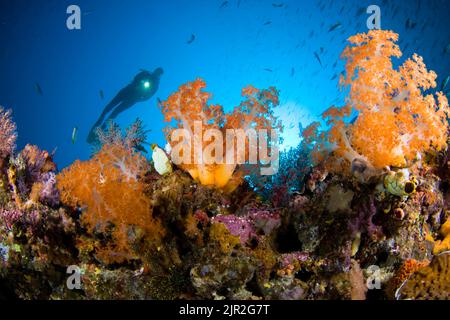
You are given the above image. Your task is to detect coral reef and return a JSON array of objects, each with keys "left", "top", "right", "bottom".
[
  {"left": 396, "top": 252, "right": 450, "bottom": 299},
  {"left": 0, "top": 30, "right": 449, "bottom": 300}
]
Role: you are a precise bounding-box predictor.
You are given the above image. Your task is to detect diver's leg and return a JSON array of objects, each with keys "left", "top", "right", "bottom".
[
  {"left": 87, "top": 88, "right": 128, "bottom": 143},
  {"left": 104, "top": 99, "right": 135, "bottom": 123},
  {"left": 93, "top": 88, "right": 128, "bottom": 128}
]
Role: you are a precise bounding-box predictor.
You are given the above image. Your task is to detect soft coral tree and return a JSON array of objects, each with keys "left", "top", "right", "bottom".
[
  {"left": 161, "top": 79, "right": 281, "bottom": 190},
  {"left": 57, "top": 144, "right": 164, "bottom": 264},
  {"left": 305, "top": 30, "right": 449, "bottom": 172}
]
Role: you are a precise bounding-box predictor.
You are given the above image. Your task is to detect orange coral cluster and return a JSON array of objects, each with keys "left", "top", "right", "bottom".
[
  {"left": 387, "top": 258, "right": 429, "bottom": 297},
  {"left": 433, "top": 218, "right": 450, "bottom": 254},
  {"left": 161, "top": 79, "right": 281, "bottom": 190},
  {"left": 397, "top": 252, "right": 450, "bottom": 299},
  {"left": 57, "top": 144, "right": 164, "bottom": 264},
  {"left": 304, "top": 30, "right": 449, "bottom": 171}
]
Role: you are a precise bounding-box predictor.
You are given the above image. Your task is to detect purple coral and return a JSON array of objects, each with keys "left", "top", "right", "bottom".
[
  {"left": 94, "top": 118, "right": 148, "bottom": 153},
  {"left": 39, "top": 172, "right": 60, "bottom": 206},
  {"left": 212, "top": 214, "right": 256, "bottom": 245},
  {"left": 212, "top": 209, "right": 281, "bottom": 245},
  {"left": 349, "top": 196, "right": 383, "bottom": 240},
  {"left": 0, "top": 208, "right": 22, "bottom": 231},
  {"left": 279, "top": 252, "right": 309, "bottom": 269},
  {"left": 0, "top": 107, "right": 17, "bottom": 159},
  {"left": 0, "top": 207, "right": 40, "bottom": 232},
  {"left": 247, "top": 209, "right": 281, "bottom": 235},
  {"left": 14, "top": 145, "right": 58, "bottom": 201}
]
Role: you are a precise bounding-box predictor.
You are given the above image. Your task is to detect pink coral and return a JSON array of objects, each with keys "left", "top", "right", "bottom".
[{"left": 0, "top": 107, "right": 17, "bottom": 159}]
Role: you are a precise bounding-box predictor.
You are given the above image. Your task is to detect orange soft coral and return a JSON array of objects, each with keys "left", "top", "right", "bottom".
[
  {"left": 387, "top": 258, "right": 430, "bottom": 297},
  {"left": 161, "top": 79, "right": 281, "bottom": 190},
  {"left": 305, "top": 30, "right": 449, "bottom": 171},
  {"left": 433, "top": 218, "right": 450, "bottom": 254},
  {"left": 57, "top": 144, "right": 164, "bottom": 264}
]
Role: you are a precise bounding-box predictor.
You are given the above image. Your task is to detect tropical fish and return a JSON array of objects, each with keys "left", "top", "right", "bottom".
[
  {"left": 134, "top": 144, "right": 148, "bottom": 154},
  {"left": 72, "top": 127, "right": 78, "bottom": 144},
  {"left": 445, "top": 43, "right": 450, "bottom": 54},
  {"left": 187, "top": 34, "right": 195, "bottom": 44},
  {"left": 152, "top": 144, "right": 172, "bottom": 175},
  {"left": 441, "top": 76, "right": 449, "bottom": 91},
  {"left": 314, "top": 51, "right": 323, "bottom": 67},
  {"left": 157, "top": 97, "right": 164, "bottom": 108},
  {"left": 219, "top": 1, "right": 228, "bottom": 8},
  {"left": 264, "top": 21, "right": 272, "bottom": 26},
  {"left": 263, "top": 68, "right": 273, "bottom": 72},
  {"left": 405, "top": 18, "right": 417, "bottom": 29},
  {"left": 99, "top": 90, "right": 104, "bottom": 100},
  {"left": 34, "top": 82, "right": 43, "bottom": 95},
  {"left": 272, "top": 3, "right": 284, "bottom": 8},
  {"left": 83, "top": 10, "right": 95, "bottom": 16},
  {"left": 328, "top": 23, "right": 342, "bottom": 32}
]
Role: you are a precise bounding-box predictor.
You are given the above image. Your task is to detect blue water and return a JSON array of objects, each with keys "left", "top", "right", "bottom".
[{"left": 0, "top": 0, "right": 449, "bottom": 169}]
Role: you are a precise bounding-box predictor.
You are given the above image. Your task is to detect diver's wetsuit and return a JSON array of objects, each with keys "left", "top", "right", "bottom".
[{"left": 87, "top": 68, "right": 163, "bottom": 143}]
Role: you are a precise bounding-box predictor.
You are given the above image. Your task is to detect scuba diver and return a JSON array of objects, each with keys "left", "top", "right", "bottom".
[{"left": 87, "top": 67, "right": 163, "bottom": 143}]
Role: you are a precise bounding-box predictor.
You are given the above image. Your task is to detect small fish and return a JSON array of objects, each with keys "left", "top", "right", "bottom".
[
  {"left": 187, "top": 34, "right": 195, "bottom": 44},
  {"left": 290, "top": 67, "right": 295, "bottom": 77},
  {"left": 314, "top": 51, "right": 323, "bottom": 67},
  {"left": 263, "top": 68, "right": 273, "bottom": 72},
  {"left": 405, "top": 18, "right": 417, "bottom": 29},
  {"left": 328, "top": 23, "right": 342, "bottom": 32},
  {"left": 35, "top": 82, "right": 43, "bottom": 95},
  {"left": 444, "top": 43, "right": 450, "bottom": 54},
  {"left": 71, "top": 127, "right": 78, "bottom": 144},
  {"left": 99, "top": 90, "right": 104, "bottom": 99},
  {"left": 441, "top": 76, "right": 450, "bottom": 91},
  {"left": 272, "top": 3, "right": 284, "bottom": 8},
  {"left": 264, "top": 21, "right": 272, "bottom": 26},
  {"left": 157, "top": 97, "right": 163, "bottom": 108},
  {"left": 83, "top": 10, "right": 94, "bottom": 16},
  {"left": 135, "top": 145, "right": 148, "bottom": 154},
  {"left": 330, "top": 73, "right": 337, "bottom": 80},
  {"left": 219, "top": 1, "right": 228, "bottom": 8}
]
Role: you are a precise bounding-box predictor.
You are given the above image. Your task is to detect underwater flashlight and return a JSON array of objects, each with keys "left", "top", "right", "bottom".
[{"left": 143, "top": 81, "right": 151, "bottom": 89}]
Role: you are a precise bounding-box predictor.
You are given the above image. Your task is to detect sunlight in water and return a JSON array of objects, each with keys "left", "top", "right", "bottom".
[{"left": 275, "top": 101, "right": 317, "bottom": 151}]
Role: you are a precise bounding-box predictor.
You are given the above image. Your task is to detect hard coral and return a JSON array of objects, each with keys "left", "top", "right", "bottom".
[
  {"left": 161, "top": 79, "right": 281, "bottom": 190},
  {"left": 57, "top": 144, "right": 164, "bottom": 264},
  {"left": 304, "top": 30, "right": 449, "bottom": 172}
]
